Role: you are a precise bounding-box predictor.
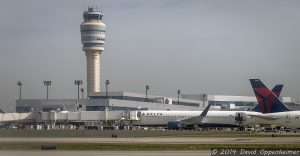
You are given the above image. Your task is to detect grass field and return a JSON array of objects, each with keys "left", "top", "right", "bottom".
[{"left": 0, "top": 142, "right": 300, "bottom": 151}]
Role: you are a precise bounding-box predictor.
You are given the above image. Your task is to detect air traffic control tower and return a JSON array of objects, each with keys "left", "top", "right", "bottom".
[{"left": 80, "top": 7, "right": 106, "bottom": 96}]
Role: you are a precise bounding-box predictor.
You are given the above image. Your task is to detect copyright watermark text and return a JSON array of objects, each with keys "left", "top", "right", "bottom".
[{"left": 211, "top": 148, "right": 300, "bottom": 156}]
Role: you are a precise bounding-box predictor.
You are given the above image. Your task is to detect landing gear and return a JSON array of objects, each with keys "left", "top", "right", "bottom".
[{"left": 239, "top": 126, "right": 245, "bottom": 131}]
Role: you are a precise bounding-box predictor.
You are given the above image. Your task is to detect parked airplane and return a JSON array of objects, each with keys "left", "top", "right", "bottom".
[
  {"left": 131, "top": 81, "right": 283, "bottom": 129},
  {"left": 132, "top": 106, "right": 241, "bottom": 129},
  {"left": 132, "top": 80, "right": 283, "bottom": 129},
  {"left": 248, "top": 79, "right": 300, "bottom": 130}
]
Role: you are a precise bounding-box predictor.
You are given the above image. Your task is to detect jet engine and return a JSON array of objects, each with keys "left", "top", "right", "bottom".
[{"left": 167, "top": 121, "right": 181, "bottom": 129}]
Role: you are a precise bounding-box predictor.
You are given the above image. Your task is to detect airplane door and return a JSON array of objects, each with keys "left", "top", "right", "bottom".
[{"left": 285, "top": 112, "right": 291, "bottom": 123}]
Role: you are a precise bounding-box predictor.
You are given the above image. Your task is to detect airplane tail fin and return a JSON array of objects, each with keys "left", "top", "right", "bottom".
[
  {"left": 271, "top": 84, "right": 283, "bottom": 97},
  {"left": 249, "top": 79, "right": 291, "bottom": 114},
  {"left": 250, "top": 84, "right": 283, "bottom": 112}
]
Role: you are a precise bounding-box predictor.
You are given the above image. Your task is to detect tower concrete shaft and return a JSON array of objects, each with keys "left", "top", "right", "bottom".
[
  {"left": 80, "top": 7, "right": 106, "bottom": 96},
  {"left": 85, "top": 51, "right": 101, "bottom": 93}
]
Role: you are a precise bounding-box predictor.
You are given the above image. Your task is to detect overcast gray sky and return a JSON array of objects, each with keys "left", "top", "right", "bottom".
[{"left": 0, "top": 0, "right": 299, "bottom": 112}]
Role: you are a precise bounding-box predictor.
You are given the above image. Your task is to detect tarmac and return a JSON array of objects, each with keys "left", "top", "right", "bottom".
[
  {"left": 0, "top": 137, "right": 299, "bottom": 144},
  {"left": 0, "top": 151, "right": 211, "bottom": 156},
  {"left": 0, "top": 137, "right": 298, "bottom": 156}
]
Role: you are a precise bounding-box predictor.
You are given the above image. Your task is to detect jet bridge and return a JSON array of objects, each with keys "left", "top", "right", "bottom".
[
  {"left": 128, "top": 111, "right": 140, "bottom": 121},
  {"left": 0, "top": 110, "right": 140, "bottom": 129},
  {"left": 39, "top": 110, "right": 140, "bottom": 122},
  {"left": 0, "top": 113, "right": 33, "bottom": 122}
]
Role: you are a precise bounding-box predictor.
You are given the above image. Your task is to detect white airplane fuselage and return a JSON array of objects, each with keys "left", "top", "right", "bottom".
[
  {"left": 131, "top": 110, "right": 260, "bottom": 127},
  {"left": 249, "top": 111, "right": 300, "bottom": 129},
  {"left": 131, "top": 110, "right": 300, "bottom": 129}
]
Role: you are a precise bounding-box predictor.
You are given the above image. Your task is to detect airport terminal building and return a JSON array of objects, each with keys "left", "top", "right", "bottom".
[
  {"left": 16, "top": 91, "right": 296, "bottom": 113},
  {"left": 16, "top": 92, "right": 203, "bottom": 113}
]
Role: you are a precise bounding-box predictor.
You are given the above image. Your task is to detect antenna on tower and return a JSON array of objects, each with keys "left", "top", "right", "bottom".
[{"left": 100, "top": 5, "right": 103, "bottom": 13}]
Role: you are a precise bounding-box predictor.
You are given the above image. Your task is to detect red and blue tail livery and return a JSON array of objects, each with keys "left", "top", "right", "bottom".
[
  {"left": 250, "top": 79, "right": 291, "bottom": 114},
  {"left": 249, "top": 84, "right": 283, "bottom": 112},
  {"left": 271, "top": 84, "right": 283, "bottom": 97}
]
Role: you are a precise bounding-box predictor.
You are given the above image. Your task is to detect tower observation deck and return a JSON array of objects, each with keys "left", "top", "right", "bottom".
[{"left": 80, "top": 7, "right": 106, "bottom": 96}]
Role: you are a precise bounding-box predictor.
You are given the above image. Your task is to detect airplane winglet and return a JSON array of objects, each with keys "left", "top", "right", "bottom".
[
  {"left": 200, "top": 104, "right": 211, "bottom": 116},
  {"left": 180, "top": 104, "right": 210, "bottom": 124}
]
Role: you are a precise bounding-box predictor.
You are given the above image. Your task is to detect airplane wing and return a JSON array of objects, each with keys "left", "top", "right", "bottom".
[
  {"left": 180, "top": 104, "right": 211, "bottom": 124},
  {"left": 247, "top": 114, "right": 278, "bottom": 120}
]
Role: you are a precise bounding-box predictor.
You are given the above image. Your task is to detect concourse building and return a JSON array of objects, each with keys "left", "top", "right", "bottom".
[{"left": 16, "top": 91, "right": 296, "bottom": 113}]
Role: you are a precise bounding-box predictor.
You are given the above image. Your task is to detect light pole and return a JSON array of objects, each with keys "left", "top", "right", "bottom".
[
  {"left": 145, "top": 85, "right": 149, "bottom": 102},
  {"left": 17, "top": 81, "right": 22, "bottom": 100},
  {"left": 80, "top": 88, "right": 84, "bottom": 99},
  {"left": 202, "top": 94, "right": 206, "bottom": 108},
  {"left": 43, "top": 81, "right": 51, "bottom": 100},
  {"left": 177, "top": 90, "right": 181, "bottom": 104},
  {"left": 74, "top": 80, "right": 83, "bottom": 100},
  {"left": 105, "top": 80, "right": 110, "bottom": 98}
]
